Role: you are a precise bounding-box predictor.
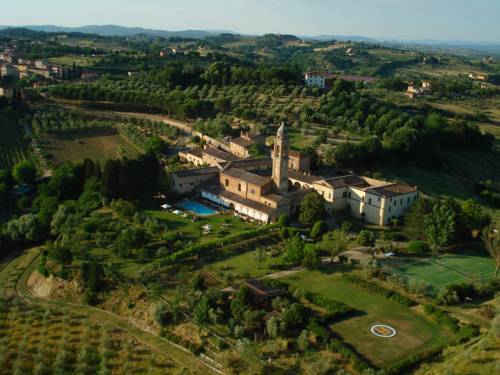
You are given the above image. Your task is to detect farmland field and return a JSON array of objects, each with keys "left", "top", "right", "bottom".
[
  {"left": 283, "top": 271, "right": 450, "bottom": 368},
  {"left": 0, "top": 111, "right": 28, "bottom": 169},
  {"left": 38, "top": 128, "right": 142, "bottom": 165},
  {"left": 383, "top": 251, "right": 496, "bottom": 295}
]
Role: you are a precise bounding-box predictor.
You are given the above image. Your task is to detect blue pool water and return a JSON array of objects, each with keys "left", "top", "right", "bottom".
[{"left": 178, "top": 201, "right": 217, "bottom": 216}]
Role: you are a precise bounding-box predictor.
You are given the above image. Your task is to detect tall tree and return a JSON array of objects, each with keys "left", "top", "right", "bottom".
[
  {"left": 482, "top": 225, "right": 500, "bottom": 278},
  {"left": 299, "top": 192, "right": 325, "bottom": 227},
  {"left": 424, "top": 204, "right": 456, "bottom": 252}
]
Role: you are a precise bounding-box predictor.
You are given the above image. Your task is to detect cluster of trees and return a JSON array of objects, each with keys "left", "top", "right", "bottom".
[
  {"left": 29, "top": 108, "right": 114, "bottom": 134},
  {"left": 404, "top": 197, "right": 491, "bottom": 251},
  {"left": 101, "top": 153, "right": 163, "bottom": 200},
  {"left": 49, "top": 82, "right": 216, "bottom": 120},
  {"left": 330, "top": 114, "right": 493, "bottom": 169}
]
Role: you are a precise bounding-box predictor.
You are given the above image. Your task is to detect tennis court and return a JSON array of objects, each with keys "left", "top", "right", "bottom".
[{"left": 384, "top": 251, "right": 495, "bottom": 295}]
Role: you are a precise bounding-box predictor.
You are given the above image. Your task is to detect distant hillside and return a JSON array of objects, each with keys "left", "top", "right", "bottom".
[{"left": 0, "top": 24, "right": 227, "bottom": 39}]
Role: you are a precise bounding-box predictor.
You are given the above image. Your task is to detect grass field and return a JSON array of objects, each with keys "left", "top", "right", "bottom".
[
  {"left": 38, "top": 128, "right": 142, "bottom": 165},
  {"left": 145, "top": 207, "right": 257, "bottom": 243},
  {"left": 86, "top": 208, "right": 258, "bottom": 279},
  {"left": 48, "top": 55, "right": 98, "bottom": 67},
  {"left": 284, "top": 271, "right": 450, "bottom": 368},
  {"left": 205, "top": 247, "right": 287, "bottom": 280},
  {"left": 384, "top": 251, "right": 496, "bottom": 295},
  {"left": 283, "top": 271, "right": 447, "bottom": 367},
  {"left": 0, "top": 111, "right": 27, "bottom": 169}
]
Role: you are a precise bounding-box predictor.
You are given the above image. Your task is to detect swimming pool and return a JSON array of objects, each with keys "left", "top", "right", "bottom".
[{"left": 178, "top": 201, "right": 217, "bottom": 216}]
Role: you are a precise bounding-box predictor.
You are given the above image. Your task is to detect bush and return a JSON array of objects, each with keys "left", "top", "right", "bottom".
[
  {"left": 436, "top": 280, "right": 500, "bottom": 306},
  {"left": 304, "top": 291, "right": 356, "bottom": 321},
  {"left": 407, "top": 240, "right": 430, "bottom": 253},
  {"left": 277, "top": 215, "right": 289, "bottom": 228},
  {"left": 310, "top": 220, "right": 327, "bottom": 240},
  {"left": 422, "top": 304, "right": 480, "bottom": 342}
]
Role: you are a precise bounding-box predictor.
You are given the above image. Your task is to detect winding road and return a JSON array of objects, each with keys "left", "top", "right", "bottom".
[{"left": 1, "top": 248, "right": 224, "bottom": 375}]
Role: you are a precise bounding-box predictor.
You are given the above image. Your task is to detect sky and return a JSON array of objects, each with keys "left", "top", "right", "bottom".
[{"left": 2, "top": 0, "right": 500, "bottom": 42}]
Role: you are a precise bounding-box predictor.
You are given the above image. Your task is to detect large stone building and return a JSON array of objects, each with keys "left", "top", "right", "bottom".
[{"left": 170, "top": 123, "right": 418, "bottom": 225}]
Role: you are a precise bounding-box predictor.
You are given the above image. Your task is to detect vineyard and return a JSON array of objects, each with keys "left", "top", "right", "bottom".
[
  {"left": 0, "top": 112, "right": 28, "bottom": 169},
  {"left": 0, "top": 298, "right": 190, "bottom": 374}
]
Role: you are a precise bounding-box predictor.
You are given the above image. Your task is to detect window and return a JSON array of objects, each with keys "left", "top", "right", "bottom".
[
  {"left": 400, "top": 199, "right": 403, "bottom": 205},
  {"left": 348, "top": 192, "right": 352, "bottom": 198},
  {"left": 238, "top": 183, "right": 241, "bottom": 192},
  {"left": 361, "top": 196, "right": 364, "bottom": 203},
  {"left": 343, "top": 192, "right": 347, "bottom": 198},
  {"left": 225, "top": 179, "right": 229, "bottom": 187},
  {"left": 407, "top": 197, "right": 410, "bottom": 203},
  {"left": 388, "top": 207, "right": 392, "bottom": 213},
  {"left": 378, "top": 197, "right": 381, "bottom": 202},
  {"left": 414, "top": 196, "right": 417, "bottom": 201},
  {"left": 369, "top": 198, "right": 372, "bottom": 204},
  {"left": 394, "top": 201, "right": 397, "bottom": 206}
]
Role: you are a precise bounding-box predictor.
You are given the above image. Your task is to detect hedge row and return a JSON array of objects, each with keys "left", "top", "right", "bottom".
[
  {"left": 303, "top": 291, "right": 356, "bottom": 322},
  {"left": 381, "top": 345, "right": 445, "bottom": 375},
  {"left": 423, "top": 304, "right": 480, "bottom": 343},
  {"left": 342, "top": 274, "right": 416, "bottom": 307},
  {"left": 156, "top": 225, "right": 278, "bottom": 265},
  {"left": 327, "top": 338, "right": 372, "bottom": 373}
]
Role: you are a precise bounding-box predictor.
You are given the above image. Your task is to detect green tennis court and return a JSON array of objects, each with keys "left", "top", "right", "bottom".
[{"left": 385, "top": 251, "right": 496, "bottom": 295}]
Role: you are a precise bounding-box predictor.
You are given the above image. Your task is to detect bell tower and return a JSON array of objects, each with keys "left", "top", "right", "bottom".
[{"left": 272, "top": 122, "right": 289, "bottom": 195}]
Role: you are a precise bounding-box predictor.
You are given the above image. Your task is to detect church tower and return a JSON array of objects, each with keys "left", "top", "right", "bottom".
[{"left": 272, "top": 122, "right": 289, "bottom": 195}]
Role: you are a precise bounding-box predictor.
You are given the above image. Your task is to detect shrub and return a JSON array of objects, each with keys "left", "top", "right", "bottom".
[
  {"left": 407, "top": 240, "right": 430, "bottom": 253},
  {"left": 424, "top": 305, "right": 479, "bottom": 343},
  {"left": 310, "top": 220, "right": 327, "bottom": 240},
  {"left": 277, "top": 215, "right": 289, "bottom": 228},
  {"left": 304, "top": 291, "right": 356, "bottom": 321}
]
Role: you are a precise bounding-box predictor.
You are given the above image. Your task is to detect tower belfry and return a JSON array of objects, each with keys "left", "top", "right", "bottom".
[{"left": 272, "top": 122, "right": 289, "bottom": 195}]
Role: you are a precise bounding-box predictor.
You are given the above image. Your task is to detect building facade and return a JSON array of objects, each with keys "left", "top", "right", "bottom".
[{"left": 171, "top": 123, "right": 418, "bottom": 225}]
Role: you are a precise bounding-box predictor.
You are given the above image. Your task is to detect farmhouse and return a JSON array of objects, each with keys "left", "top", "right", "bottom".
[
  {"left": 170, "top": 123, "right": 418, "bottom": 225},
  {"left": 229, "top": 131, "right": 265, "bottom": 158},
  {"left": 305, "top": 71, "right": 377, "bottom": 89}
]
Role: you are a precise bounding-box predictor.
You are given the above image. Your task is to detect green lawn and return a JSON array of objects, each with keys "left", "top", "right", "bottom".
[
  {"left": 384, "top": 251, "right": 496, "bottom": 295},
  {"left": 145, "top": 208, "right": 258, "bottom": 244},
  {"left": 205, "top": 247, "right": 287, "bottom": 280},
  {"left": 283, "top": 271, "right": 450, "bottom": 368}
]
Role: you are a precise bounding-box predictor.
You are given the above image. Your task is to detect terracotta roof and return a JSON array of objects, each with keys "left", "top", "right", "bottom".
[
  {"left": 320, "top": 175, "right": 368, "bottom": 188},
  {"left": 180, "top": 148, "right": 203, "bottom": 158},
  {"left": 367, "top": 184, "right": 417, "bottom": 197},
  {"left": 262, "top": 193, "right": 290, "bottom": 205},
  {"left": 172, "top": 167, "right": 219, "bottom": 178},
  {"left": 219, "top": 158, "right": 273, "bottom": 172},
  {"left": 288, "top": 170, "right": 322, "bottom": 184},
  {"left": 230, "top": 136, "right": 256, "bottom": 148},
  {"left": 203, "top": 147, "right": 239, "bottom": 161},
  {"left": 289, "top": 150, "right": 309, "bottom": 159},
  {"left": 222, "top": 168, "right": 271, "bottom": 186},
  {"left": 243, "top": 279, "right": 285, "bottom": 299}
]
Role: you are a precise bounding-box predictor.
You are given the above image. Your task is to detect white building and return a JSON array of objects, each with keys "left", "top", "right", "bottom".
[{"left": 304, "top": 71, "right": 329, "bottom": 89}]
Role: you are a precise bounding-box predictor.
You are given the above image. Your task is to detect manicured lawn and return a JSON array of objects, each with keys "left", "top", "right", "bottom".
[
  {"left": 145, "top": 208, "right": 258, "bottom": 244},
  {"left": 384, "top": 251, "right": 496, "bottom": 295},
  {"left": 206, "top": 248, "right": 287, "bottom": 280},
  {"left": 283, "top": 271, "right": 450, "bottom": 368}
]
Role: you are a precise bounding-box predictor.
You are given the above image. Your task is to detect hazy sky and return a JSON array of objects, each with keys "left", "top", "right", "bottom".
[{"left": 2, "top": 0, "right": 500, "bottom": 42}]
